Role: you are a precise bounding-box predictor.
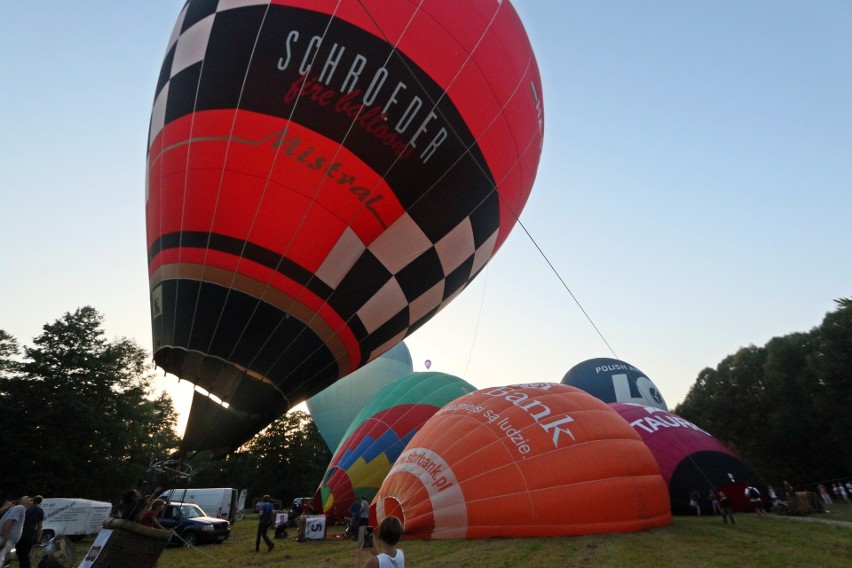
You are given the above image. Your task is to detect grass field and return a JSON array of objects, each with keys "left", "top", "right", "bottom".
[{"left": 82, "top": 503, "right": 852, "bottom": 567}]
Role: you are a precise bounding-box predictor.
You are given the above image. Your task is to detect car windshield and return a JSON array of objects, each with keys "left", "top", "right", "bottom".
[{"left": 180, "top": 504, "right": 206, "bottom": 518}]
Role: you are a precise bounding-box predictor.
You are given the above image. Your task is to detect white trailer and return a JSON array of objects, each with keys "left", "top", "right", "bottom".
[
  {"left": 40, "top": 498, "right": 113, "bottom": 542},
  {"left": 158, "top": 488, "right": 246, "bottom": 522}
]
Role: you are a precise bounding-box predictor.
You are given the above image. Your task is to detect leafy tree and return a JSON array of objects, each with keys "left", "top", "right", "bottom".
[
  {"left": 0, "top": 307, "right": 180, "bottom": 501},
  {"left": 0, "top": 329, "right": 21, "bottom": 377},
  {"left": 810, "top": 300, "right": 852, "bottom": 473},
  {"left": 240, "top": 410, "right": 331, "bottom": 504},
  {"left": 676, "top": 300, "right": 852, "bottom": 487}
]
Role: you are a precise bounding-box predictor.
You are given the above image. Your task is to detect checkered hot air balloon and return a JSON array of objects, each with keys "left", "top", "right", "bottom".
[{"left": 146, "top": 0, "right": 544, "bottom": 453}]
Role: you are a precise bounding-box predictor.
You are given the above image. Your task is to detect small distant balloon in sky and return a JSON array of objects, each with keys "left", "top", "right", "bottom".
[
  {"left": 374, "top": 382, "right": 671, "bottom": 538},
  {"left": 424, "top": 359, "right": 432, "bottom": 370},
  {"left": 562, "top": 357, "right": 668, "bottom": 410}
]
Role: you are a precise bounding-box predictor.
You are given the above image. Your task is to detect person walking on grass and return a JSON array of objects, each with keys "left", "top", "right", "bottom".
[
  {"left": 256, "top": 495, "right": 275, "bottom": 552},
  {"left": 719, "top": 491, "right": 735, "bottom": 525}
]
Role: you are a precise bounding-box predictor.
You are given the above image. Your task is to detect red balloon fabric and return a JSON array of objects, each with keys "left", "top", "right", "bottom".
[
  {"left": 374, "top": 383, "right": 671, "bottom": 538},
  {"left": 146, "top": 0, "right": 544, "bottom": 452}
]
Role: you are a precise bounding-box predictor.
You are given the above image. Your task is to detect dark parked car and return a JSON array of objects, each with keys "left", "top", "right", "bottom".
[{"left": 159, "top": 502, "right": 231, "bottom": 546}]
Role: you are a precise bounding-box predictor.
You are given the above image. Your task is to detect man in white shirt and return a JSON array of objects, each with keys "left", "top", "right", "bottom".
[{"left": 0, "top": 496, "right": 32, "bottom": 563}]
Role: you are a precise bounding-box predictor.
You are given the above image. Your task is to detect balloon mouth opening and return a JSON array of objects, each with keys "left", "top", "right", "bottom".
[{"left": 379, "top": 496, "right": 406, "bottom": 529}]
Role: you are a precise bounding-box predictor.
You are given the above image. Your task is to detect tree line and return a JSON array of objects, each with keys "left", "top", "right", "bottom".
[
  {"left": 675, "top": 298, "right": 851, "bottom": 489},
  {"left": 0, "top": 307, "right": 329, "bottom": 508},
  {"left": 2, "top": 300, "right": 848, "bottom": 508}
]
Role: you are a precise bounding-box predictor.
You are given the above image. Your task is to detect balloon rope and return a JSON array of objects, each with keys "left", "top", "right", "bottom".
[
  {"left": 462, "top": 265, "right": 489, "bottom": 378},
  {"left": 507, "top": 213, "right": 619, "bottom": 360}
]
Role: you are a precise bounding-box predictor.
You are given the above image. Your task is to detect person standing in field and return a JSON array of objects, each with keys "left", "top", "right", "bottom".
[
  {"left": 16, "top": 495, "right": 44, "bottom": 568},
  {"left": 0, "top": 496, "right": 31, "bottom": 565},
  {"left": 718, "top": 491, "right": 735, "bottom": 525},
  {"left": 256, "top": 495, "right": 275, "bottom": 552}
]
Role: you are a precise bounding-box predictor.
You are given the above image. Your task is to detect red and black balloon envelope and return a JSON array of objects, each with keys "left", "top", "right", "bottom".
[
  {"left": 317, "top": 371, "right": 475, "bottom": 519},
  {"left": 145, "top": 0, "right": 544, "bottom": 452},
  {"left": 373, "top": 383, "right": 671, "bottom": 538},
  {"left": 610, "top": 403, "right": 766, "bottom": 514}
]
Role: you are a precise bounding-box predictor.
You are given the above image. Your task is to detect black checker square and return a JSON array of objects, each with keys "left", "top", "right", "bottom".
[
  {"left": 155, "top": 43, "right": 176, "bottom": 100},
  {"left": 329, "top": 250, "right": 394, "bottom": 321},
  {"left": 468, "top": 194, "right": 501, "bottom": 248},
  {"left": 197, "top": 6, "right": 268, "bottom": 111},
  {"left": 181, "top": 0, "right": 219, "bottom": 33},
  {"left": 164, "top": 61, "right": 203, "bottom": 126},
  {"left": 394, "top": 247, "right": 444, "bottom": 303},
  {"left": 442, "top": 255, "right": 475, "bottom": 301},
  {"left": 357, "top": 307, "right": 412, "bottom": 365}
]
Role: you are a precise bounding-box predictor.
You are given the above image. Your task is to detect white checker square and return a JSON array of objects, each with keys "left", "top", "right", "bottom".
[
  {"left": 368, "top": 213, "right": 433, "bottom": 274},
  {"left": 408, "top": 281, "right": 445, "bottom": 325},
  {"left": 149, "top": 81, "right": 170, "bottom": 149},
  {"left": 315, "top": 227, "right": 366, "bottom": 288},
  {"left": 471, "top": 230, "right": 498, "bottom": 275},
  {"left": 357, "top": 278, "right": 408, "bottom": 334},
  {"left": 172, "top": 14, "right": 215, "bottom": 77},
  {"left": 435, "top": 218, "right": 475, "bottom": 275},
  {"left": 166, "top": 3, "right": 190, "bottom": 54}
]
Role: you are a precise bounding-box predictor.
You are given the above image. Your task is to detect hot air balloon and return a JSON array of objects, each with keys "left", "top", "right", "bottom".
[
  {"left": 562, "top": 358, "right": 668, "bottom": 410},
  {"left": 307, "top": 341, "right": 413, "bottom": 452},
  {"left": 146, "top": 0, "right": 544, "bottom": 453},
  {"left": 318, "top": 372, "right": 474, "bottom": 520},
  {"left": 610, "top": 403, "right": 766, "bottom": 514},
  {"left": 424, "top": 359, "right": 432, "bottom": 370},
  {"left": 373, "top": 383, "right": 671, "bottom": 538}
]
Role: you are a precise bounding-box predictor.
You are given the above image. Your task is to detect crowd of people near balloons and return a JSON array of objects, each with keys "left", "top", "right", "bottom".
[{"left": 687, "top": 480, "right": 852, "bottom": 522}]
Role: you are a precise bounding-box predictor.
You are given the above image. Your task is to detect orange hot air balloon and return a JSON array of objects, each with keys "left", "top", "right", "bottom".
[
  {"left": 146, "top": 0, "right": 544, "bottom": 454},
  {"left": 373, "top": 383, "right": 671, "bottom": 538}
]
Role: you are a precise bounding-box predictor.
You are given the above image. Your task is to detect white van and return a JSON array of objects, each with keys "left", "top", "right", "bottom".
[
  {"left": 158, "top": 488, "right": 246, "bottom": 522},
  {"left": 41, "top": 498, "right": 113, "bottom": 542}
]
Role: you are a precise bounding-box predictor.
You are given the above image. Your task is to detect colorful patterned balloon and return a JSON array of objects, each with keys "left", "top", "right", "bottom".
[{"left": 318, "top": 372, "right": 475, "bottom": 519}]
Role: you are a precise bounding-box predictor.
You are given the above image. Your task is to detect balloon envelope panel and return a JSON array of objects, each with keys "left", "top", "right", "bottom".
[
  {"left": 146, "top": 0, "right": 543, "bottom": 452},
  {"left": 307, "top": 341, "right": 413, "bottom": 452},
  {"left": 318, "top": 372, "right": 475, "bottom": 518},
  {"left": 610, "top": 403, "right": 766, "bottom": 514},
  {"left": 562, "top": 358, "right": 668, "bottom": 410},
  {"left": 374, "top": 383, "right": 671, "bottom": 538}
]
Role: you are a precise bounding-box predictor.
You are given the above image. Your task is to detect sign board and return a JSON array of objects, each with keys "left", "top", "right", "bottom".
[
  {"left": 78, "top": 529, "right": 113, "bottom": 568},
  {"left": 304, "top": 515, "right": 326, "bottom": 540}
]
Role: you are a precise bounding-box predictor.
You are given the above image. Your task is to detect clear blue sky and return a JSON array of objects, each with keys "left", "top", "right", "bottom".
[{"left": 2, "top": 1, "right": 850, "bottom": 433}]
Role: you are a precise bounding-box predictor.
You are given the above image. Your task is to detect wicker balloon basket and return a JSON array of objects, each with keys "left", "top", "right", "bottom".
[{"left": 78, "top": 518, "right": 171, "bottom": 568}]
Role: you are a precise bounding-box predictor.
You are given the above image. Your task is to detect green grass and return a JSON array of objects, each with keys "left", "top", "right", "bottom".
[{"left": 79, "top": 503, "right": 852, "bottom": 568}]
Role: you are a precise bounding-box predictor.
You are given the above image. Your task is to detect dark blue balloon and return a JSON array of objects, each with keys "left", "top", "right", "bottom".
[{"left": 561, "top": 357, "right": 668, "bottom": 410}]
